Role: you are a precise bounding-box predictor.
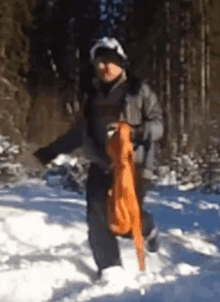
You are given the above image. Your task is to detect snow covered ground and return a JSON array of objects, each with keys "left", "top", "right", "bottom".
[{"left": 0, "top": 161, "right": 220, "bottom": 301}]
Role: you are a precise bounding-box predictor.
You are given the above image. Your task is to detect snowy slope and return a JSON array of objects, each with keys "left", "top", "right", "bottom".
[{"left": 0, "top": 174, "right": 219, "bottom": 302}]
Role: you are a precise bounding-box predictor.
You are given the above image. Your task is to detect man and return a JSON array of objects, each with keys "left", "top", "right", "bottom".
[{"left": 34, "top": 37, "right": 164, "bottom": 284}]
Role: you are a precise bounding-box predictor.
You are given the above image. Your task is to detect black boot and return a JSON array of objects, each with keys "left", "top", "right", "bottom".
[
  {"left": 142, "top": 210, "right": 159, "bottom": 253},
  {"left": 145, "top": 227, "right": 159, "bottom": 252}
]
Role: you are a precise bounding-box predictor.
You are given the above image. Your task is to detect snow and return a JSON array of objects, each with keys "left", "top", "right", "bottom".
[
  {"left": 52, "top": 154, "right": 78, "bottom": 167},
  {"left": 0, "top": 158, "right": 219, "bottom": 301}
]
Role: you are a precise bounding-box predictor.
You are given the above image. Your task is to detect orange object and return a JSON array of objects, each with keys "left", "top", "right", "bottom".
[{"left": 106, "top": 121, "right": 145, "bottom": 271}]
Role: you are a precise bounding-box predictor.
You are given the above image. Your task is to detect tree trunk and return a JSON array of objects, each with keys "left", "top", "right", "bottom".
[
  {"left": 205, "top": 0, "right": 210, "bottom": 118},
  {"left": 199, "top": 0, "right": 206, "bottom": 117},
  {"left": 179, "top": 36, "right": 185, "bottom": 150},
  {"left": 165, "top": 1, "right": 173, "bottom": 151},
  {"left": 152, "top": 43, "right": 158, "bottom": 91},
  {"left": 185, "top": 4, "right": 193, "bottom": 134},
  {"left": 186, "top": 40, "right": 193, "bottom": 132}
]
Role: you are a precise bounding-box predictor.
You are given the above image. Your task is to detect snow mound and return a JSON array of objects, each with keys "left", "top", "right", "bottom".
[
  {"left": 6, "top": 210, "right": 87, "bottom": 251},
  {"left": 0, "top": 260, "right": 89, "bottom": 302}
]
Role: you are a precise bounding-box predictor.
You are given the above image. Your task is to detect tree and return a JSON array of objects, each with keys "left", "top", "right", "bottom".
[
  {"left": 26, "top": 0, "right": 102, "bottom": 145},
  {"left": 0, "top": 0, "right": 32, "bottom": 142}
]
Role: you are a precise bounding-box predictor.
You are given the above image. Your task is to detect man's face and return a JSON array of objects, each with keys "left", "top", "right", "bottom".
[{"left": 94, "top": 57, "right": 123, "bottom": 83}]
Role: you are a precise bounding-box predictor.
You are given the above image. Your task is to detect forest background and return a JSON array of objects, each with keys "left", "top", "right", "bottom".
[{"left": 1, "top": 0, "right": 220, "bottom": 187}]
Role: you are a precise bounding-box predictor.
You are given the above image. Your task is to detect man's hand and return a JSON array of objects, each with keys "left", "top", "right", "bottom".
[
  {"left": 132, "top": 123, "right": 151, "bottom": 149},
  {"left": 141, "top": 168, "right": 157, "bottom": 181}
]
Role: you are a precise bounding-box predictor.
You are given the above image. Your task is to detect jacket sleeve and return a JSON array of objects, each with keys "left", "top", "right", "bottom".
[
  {"left": 34, "top": 101, "right": 110, "bottom": 171},
  {"left": 132, "top": 82, "right": 164, "bottom": 145},
  {"left": 142, "top": 82, "right": 164, "bottom": 142},
  {"left": 132, "top": 82, "right": 164, "bottom": 178},
  {"left": 33, "top": 111, "right": 86, "bottom": 165}
]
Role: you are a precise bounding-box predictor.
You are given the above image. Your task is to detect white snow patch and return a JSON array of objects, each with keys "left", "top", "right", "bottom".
[
  {"left": 1, "top": 208, "right": 87, "bottom": 253},
  {"left": 177, "top": 196, "right": 191, "bottom": 204},
  {"left": 0, "top": 260, "right": 89, "bottom": 302},
  {"left": 174, "top": 262, "right": 200, "bottom": 276},
  {"left": 198, "top": 200, "right": 220, "bottom": 211},
  {"left": 52, "top": 154, "right": 78, "bottom": 167},
  {"left": 0, "top": 194, "right": 24, "bottom": 202},
  {"left": 184, "top": 236, "right": 218, "bottom": 256},
  {"left": 169, "top": 228, "right": 183, "bottom": 237},
  {"left": 161, "top": 200, "right": 184, "bottom": 210},
  {"left": 157, "top": 170, "right": 177, "bottom": 186},
  {"left": 0, "top": 167, "right": 219, "bottom": 302},
  {"left": 178, "top": 182, "right": 198, "bottom": 191},
  {"left": 169, "top": 229, "right": 218, "bottom": 256}
]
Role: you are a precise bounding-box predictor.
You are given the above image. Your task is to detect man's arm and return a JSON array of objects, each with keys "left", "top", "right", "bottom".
[
  {"left": 33, "top": 112, "right": 86, "bottom": 165},
  {"left": 142, "top": 83, "right": 163, "bottom": 142},
  {"left": 34, "top": 104, "right": 110, "bottom": 171},
  {"left": 133, "top": 82, "right": 163, "bottom": 145},
  {"left": 132, "top": 82, "right": 164, "bottom": 180}
]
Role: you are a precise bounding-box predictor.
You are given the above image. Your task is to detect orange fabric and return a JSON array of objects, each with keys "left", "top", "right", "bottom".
[{"left": 106, "top": 121, "right": 145, "bottom": 271}]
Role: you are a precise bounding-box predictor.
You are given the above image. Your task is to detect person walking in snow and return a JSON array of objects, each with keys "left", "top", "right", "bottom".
[
  {"left": 34, "top": 37, "right": 164, "bottom": 282},
  {"left": 85, "top": 37, "right": 163, "bottom": 279}
]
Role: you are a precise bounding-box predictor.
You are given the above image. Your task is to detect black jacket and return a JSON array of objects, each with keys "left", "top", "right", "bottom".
[{"left": 34, "top": 74, "right": 163, "bottom": 172}]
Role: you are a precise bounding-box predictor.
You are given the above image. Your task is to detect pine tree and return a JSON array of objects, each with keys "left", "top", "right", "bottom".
[
  {"left": 0, "top": 0, "right": 32, "bottom": 142},
  {"left": 199, "top": 0, "right": 206, "bottom": 117},
  {"left": 26, "top": 0, "right": 102, "bottom": 145}
]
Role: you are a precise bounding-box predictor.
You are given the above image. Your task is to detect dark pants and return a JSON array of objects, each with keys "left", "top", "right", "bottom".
[{"left": 86, "top": 163, "right": 155, "bottom": 273}]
